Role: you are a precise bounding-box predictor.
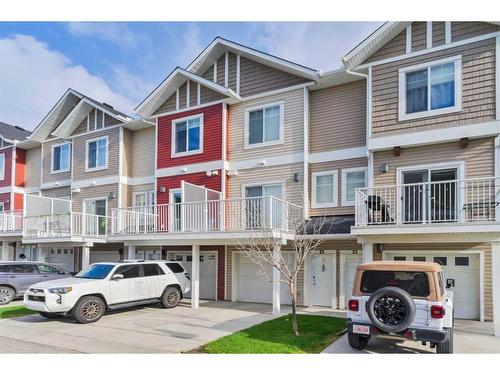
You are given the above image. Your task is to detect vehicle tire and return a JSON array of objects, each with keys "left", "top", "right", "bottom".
[
  {"left": 436, "top": 328, "right": 453, "bottom": 354},
  {"left": 347, "top": 331, "right": 370, "bottom": 350},
  {"left": 71, "top": 296, "right": 105, "bottom": 324},
  {"left": 39, "top": 312, "right": 61, "bottom": 319},
  {"left": 160, "top": 286, "right": 181, "bottom": 309},
  {"left": 366, "top": 286, "right": 416, "bottom": 333},
  {"left": 0, "top": 286, "right": 15, "bottom": 305}
]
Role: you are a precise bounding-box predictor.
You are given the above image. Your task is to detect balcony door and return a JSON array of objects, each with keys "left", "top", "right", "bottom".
[
  {"left": 169, "top": 189, "right": 183, "bottom": 232},
  {"left": 401, "top": 167, "right": 458, "bottom": 224},
  {"left": 83, "top": 198, "right": 107, "bottom": 235},
  {"left": 244, "top": 184, "right": 283, "bottom": 229}
]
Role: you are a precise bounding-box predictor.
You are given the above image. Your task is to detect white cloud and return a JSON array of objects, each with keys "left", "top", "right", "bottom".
[
  {"left": 67, "top": 22, "right": 147, "bottom": 48},
  {"left": 0, "top": 34, "right": 138, "bottom": 129},
  {"left": 254, "top": 22, "right": 382, "bottom": 71},
  {"left": 170, "top": 24, "right": 204, "bottom": 67}
]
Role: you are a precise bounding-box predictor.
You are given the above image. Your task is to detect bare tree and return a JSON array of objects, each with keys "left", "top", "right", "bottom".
[{"left": 236, "top": 205, "right": 330, "bottom": 337}]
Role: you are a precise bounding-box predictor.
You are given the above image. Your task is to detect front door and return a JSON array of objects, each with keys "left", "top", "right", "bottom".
[
  {"left": 309, "top": 254, "right": 334, "bottom": 307},
  {"left": 84, "top": 199, "right": 107, "bottom": 235},
  {"left": 169, "top": 190, "right": 182, "bottom": 231}
]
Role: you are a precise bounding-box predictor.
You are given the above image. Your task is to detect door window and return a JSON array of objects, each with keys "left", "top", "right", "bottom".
[
  {"left": 9, "top": 264, "right": 36, "bottom": 273},
  {"left": 143, "top": 264, "right": 165, "bottom": 277},
  {"left": 84, "top": 199, "right": 107, "bottom": 235},
  {"left": 244, "top": 184, "right": 283, "bottom": 228},
  {"left": 37, "top": 264, "right": 62, "bottom": 273},
  {"left": 114, "top": 264, "right": 140, "bottom": 279}
]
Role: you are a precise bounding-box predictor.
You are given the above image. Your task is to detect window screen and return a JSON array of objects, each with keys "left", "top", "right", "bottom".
[{"left": 360, "top": 270, "right": 430, "bottom": 297}]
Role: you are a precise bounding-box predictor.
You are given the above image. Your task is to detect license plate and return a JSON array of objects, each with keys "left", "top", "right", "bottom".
[{"left": 353, "top": 324, "right": 370, "bottom": 335}]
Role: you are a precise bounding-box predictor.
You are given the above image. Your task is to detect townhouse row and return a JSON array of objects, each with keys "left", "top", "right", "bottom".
[{"left": 1, "top": 21, "right": 500, "bottom": 335}]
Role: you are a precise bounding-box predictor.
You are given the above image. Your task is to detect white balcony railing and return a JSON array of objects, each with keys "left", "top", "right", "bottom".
[
  {"left": 355, "top": 176, "right": 500, "bottom": 226},
  {"left": 23, "top": 212, "right": 109, "bottom": 239},
  {"left": 111, "top": 196, "right": 303, "bottom": 236},
  {"left": 0, "top": 210, "right": 24, "bottom": 233}
]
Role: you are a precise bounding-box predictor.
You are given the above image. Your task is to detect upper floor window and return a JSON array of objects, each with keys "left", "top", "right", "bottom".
[
  {"left": 51, "top": 143, "right": 71, "bottom": 174},
  {"left": 399, "top": 56, "right": 462, "bottom": 121},
  {"left": 341, "top": 167, "right": 367, "bottom": 206},
  {"left": 172, "top": 114, "right": 203, "bottom": 157},
  {"left": 86, "top": 136, "right": 108, "bottom": 171},
  {"left": 312, "top": 170, "right": 338, "bottom": 208},
  {"left": 245, "top": 102, "right": 283, "bottom": 148},
  {"left": 0, "top": 153, "right": 4, "bottom": 181}
]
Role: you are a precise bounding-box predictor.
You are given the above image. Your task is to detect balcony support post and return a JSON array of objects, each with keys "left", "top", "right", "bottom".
[
  {"left": 492, "top": 241, "right": 500, "bottom": 336},
  {"left": 272, "top": 243, "right": 281, "bottom": 315},
  {"left": 191, "top": 244, "right": 200, "bottom": 309},
  {"left": 362, "top": 243, "right": 373, "bottom": 263},
  {"left": 1, "top": 241, "right": 11, "bottom": 261},
  {"left": 81, "top": 246, "right": 90, "bottom": 270},
  {"left": 127, "top": 245, "right": 136, "bottom": 260}
]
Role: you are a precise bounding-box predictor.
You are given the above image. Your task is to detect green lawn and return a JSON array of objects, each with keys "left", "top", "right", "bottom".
[
  {"left": 0, "top": 305, "right": 36, "bottom": 319},
  {"left": 200, "top": 314, "right": 345, "bottom": 354}
]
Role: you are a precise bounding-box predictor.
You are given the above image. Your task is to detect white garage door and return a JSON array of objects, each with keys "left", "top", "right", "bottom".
[
  {"left": 341, "top": 253, "right": 362, "bottom": 309},
  {"left": 236, "top": 253, "right": 292, "bottom": 305},
  {"left": 90, "top": 250, "right": 121, "bottom": 264},
  {"left": 46, "top": 248, "right": 75, "bottom": 272},
  {"left": 388, "top": 252, "right": 480, "bottom": 319},
  {"left": 168, "top": 252, "right": 217, "bottom": 300}
]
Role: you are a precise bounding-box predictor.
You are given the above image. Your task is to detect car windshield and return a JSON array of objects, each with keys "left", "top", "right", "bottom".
[
  {"left": 74, "top": 264, "right": 115, "bottom": 279},
  {"left": 360, "top": 270, "right": 430, "bottom": 297}
]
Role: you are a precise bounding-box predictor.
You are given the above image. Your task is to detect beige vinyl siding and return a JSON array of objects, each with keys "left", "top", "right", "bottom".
[
  {"left": 365, "top": 29, "right": 407, "bottom": 64},
  {"left": 452, "top": 22, "right": 500, "bottom": 42},
  {"left": 154, "top": 93, "right": 177, "bottom": 115},
  {"left": 371, "top": 38, "right": 496, "bottom": 137},
  {"left": 72, "top": 183, "right": 118, "bottom": 214},
  {"left": 309, "top": 80, "right": 366, "bottom": 153},
  {"left": 121, "top": 183, "right": 130, "bottom": 208},
  {"left": 131, "top": 127, "right": 155, "bottom": 178},
  {"left": 121, "top": 128, "right": 132, "bottom": 178},
  {"left": 41, "top": 186, "right": 71, "bottom": 199},
  {"left": 239, "top": 56, "right": 309, "bottom": 97},
  {"left": 411, "top": 22, "right": 427, "bottom": 52},
  {"left": 309, "top": 157, "right": 368, "bottom": 216},
  {"left": 41, "top": 139, "right": 71, "bottom": 184},
  {"left": 228, "top": 162, "right": 303, "bottom": 207},
  {"left": 178, "top": 82, "right": 187, "bottom": 110},
  {"left": 72, "top": 127, "right": 120, "bottom": 180},
  {"left": 432, "top": 22, "right": 446, "bottom": 47},
  {"left": 25, "top": 146, "right": 41, "bottom": 189},
  {"left": 229, "top": 88, "right": 304, "bottom": 161},
  {"left": 381, "top": 242, "right": 492, "bottom": 320},
  {"left": 373, "top": 138, "right": 495, "bottom": 186}
]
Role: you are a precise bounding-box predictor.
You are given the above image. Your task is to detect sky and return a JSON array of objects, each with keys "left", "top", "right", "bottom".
[{"left": 0, "top": 22, "right": 382, "bottom": 130}]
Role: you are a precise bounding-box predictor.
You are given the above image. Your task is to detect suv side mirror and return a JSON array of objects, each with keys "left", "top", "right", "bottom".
[
  {"left": 446, "top": 278, "right": 455, "bottom": 288},
  {"left": 111, "top": 273, "right": 124, "bottom": 281}
]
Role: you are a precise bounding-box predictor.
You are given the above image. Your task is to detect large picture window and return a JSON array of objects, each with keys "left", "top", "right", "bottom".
[
  {"left": 245, "top": 102, "right": 283, "bottom": 148},
  {"left": 172, "top": 115, "right": 202, "bottom": 157}
]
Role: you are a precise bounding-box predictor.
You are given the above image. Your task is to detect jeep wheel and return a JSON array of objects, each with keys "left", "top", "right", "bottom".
[
  {"left": 39, "top": 312, "right": 61, "bottom": 319},
  {"left": 436, "top": 328, "right": 453, "bottom": 354},
  {"left": 348, "top": 332, "right": 369, "bottom": 350},
  {"left": 160, "top": 286, "right": 181, "bottom": 309},
  {"left": 71, "top": 296, "right": 105, "bottom": 324},
  {"left": 366, "top": 286, "right": 416, "bottom": 333},
  {"left": 0, "top": 286, "right": 15, "bottom": 305}
]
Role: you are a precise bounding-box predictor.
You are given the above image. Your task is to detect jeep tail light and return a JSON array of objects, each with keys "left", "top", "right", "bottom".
[
  {"left": 348, "top": 299, "right": 359, "bottom": 312},
  {"left": 185, "top": 272, "right": 190, "bottom": 281},
  {"left": 431, "top": 305, "right": 445, "bottom": 319}
]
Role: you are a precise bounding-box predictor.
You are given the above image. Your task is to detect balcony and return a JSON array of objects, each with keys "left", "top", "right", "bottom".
[
  {"left": 0, "top": 210, "right": 24, "bottom": 235},
  {"left": 110, "top": 196, "right": 303, "bottom": 242},
  {"left": 353, "top": 176, "right": 500, "bottom": 237}
]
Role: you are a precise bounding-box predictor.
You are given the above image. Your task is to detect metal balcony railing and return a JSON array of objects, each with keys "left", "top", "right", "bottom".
[
  {"left": 355, "top": 176, "right": 500, "bottom": 226},
  {"left": 0, "top": 210, "right": 24, "bottom": 233},
  {"left": 111, "top": 196, "right": 303, "bottom": 235}
]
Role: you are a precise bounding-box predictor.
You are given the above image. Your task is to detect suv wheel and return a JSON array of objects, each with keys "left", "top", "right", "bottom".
[
  {"left": 39, "top": 312, "right": 61, "bottom": 319},
  {"left": 436, "top": 328, "right": 453, "bottom": 354},
  {"left": 71, "top": 296, "right": 105, "bottom": 324},
  {"left": 366, "top": 286, "right": 416, "bottom": 333},
  {"left": 0, "top": 286, "right": 15, "bottom": 305},
  {"left": 348, "top": 332, "right": 370, "bottom": 350},
  {"left": 161, "top": 286, "right": 181, "bottom": 309}
]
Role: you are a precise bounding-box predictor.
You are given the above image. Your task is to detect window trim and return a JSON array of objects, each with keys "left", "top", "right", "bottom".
[
  {"left": 398, "top": 55, "right": 462, "bottom": 121},
  {"left": 341, "top": 166, "right": 368, "bottom": 206},
  {"left": 170, "top": 113, "right": 204, "bottom": 158},
  {"left": 82, "top": 196, "right": 108, "bottom": 217},
  {"left": 0, "top": 153, "right": 5, "bottom": 181},
  {"left": 0, "top": 202, "right": 4, "bottom": 212},
  {"left": 311, "top": 170, "right": 339, "bottom": 208},
  {"left": 244, "top": 101, "right": 285, "bottom": 149},
  {"left": 85, "top": 135, "right": 109, "bottom": 172},
  {"left": 50, "top": 142, "right": 71, "bottom": 174}
]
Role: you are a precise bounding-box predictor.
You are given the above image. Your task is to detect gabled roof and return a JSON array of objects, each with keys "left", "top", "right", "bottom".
[
  {"left": 0, "top": 121, "right": 31, "bottom": 143},
  {"left": 312, "top": 68, "right": 365, "bottom": 91},
  {"left": 135, "top": 67, "right": 242, "bottom": 118},
  {"left": 187, "top": 37, "right": 320, "bottom": 81}
]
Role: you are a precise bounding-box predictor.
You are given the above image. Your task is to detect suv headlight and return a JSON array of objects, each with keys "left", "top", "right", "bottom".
[{"left": 48, "top": 287, "right": 73, "bottom": 294}]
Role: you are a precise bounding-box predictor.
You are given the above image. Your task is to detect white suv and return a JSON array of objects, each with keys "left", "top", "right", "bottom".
[{"left": 24, "top": 261, "right": 191, "bottom": 323}]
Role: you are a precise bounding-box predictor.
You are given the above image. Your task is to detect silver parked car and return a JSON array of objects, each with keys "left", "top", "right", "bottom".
[{"left": 0, "top": 262, "right": 73, "bottom": 305}]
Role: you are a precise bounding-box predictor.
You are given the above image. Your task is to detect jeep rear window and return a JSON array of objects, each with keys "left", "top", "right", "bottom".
[
  {"left": 165, "top": 262, "right": 184, "bottom": 273},
  {"left": 360, "top": 271, "right": 430, "bottom": 297}
]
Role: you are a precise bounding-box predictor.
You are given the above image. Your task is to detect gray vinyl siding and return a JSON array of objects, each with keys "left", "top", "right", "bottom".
[
  {"left": 200, "top": 85, "right": 226, "bottom": 104},
  {"left": 41, "top": 186, "right": 71, "bottom": 199},
  {"left": 371, "top": 38, "right": 496, "bottom": 137},
  {"left": 432, "top": 22, "right": 446, "bottom": 47},
  {"left": 309, "top": 80, "right": 366, "bottom": 153},
  {"left": 216, "top": 55, "right": 225, "bottom": 86},
  {"left": 41, "top": 139, "right": 71, "bottom": 184},
  {"left": 131, "top": 127, "right": 155, "bottom": 178},
  {"left": 411, "top": 22, "right": 427, "bottom": 52},
  {"left": 71, "top": 183, "right": 118, "bottom": 214},
  {"left": 452, "top": 22, "right": 500, "bottom": 42},
  {"left": 189, "top": 81, "right": 198, "bottom": 106},
  {"left": 25, "top": 146, "right": 41, "bottom": 189},
  {"left": 365, "top": 29, "right": 406, "bottom": 64},
  {"left": 154, "top": 93, "right": 177, "bottom": 115},
  {"left": 228, "top": 52, "right": 237, "bottom": 91},
  {"left": 178, "top": 82, "right": 187, "bottom": 110}
]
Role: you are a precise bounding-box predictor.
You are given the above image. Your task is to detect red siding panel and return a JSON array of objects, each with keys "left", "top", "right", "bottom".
[
  {"left": 15, "top": 148, "right": 26, "bottom": 187},
  {"left": 0, "top": 192, "right": 11, "bottom": 211},
  {"left": 157, "top": 103, "right": 223, "bottom": 168},
  {"left": 14, "top": 193, "right": 23, "bottom": 211},
  {"left": 156, "top": 171, "right": 222, "bottom": 204},
  {"left": 0, "top": 148, "right": 12, "bottom": 188}
]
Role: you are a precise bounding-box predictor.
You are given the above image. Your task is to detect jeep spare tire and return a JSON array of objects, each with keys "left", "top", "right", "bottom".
[{"left": 366, "top": 286, "right": 416, "bottom": 333}]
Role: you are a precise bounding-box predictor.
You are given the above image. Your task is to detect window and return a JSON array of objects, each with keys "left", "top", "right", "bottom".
[
  {"left": 245, "top": 102, "right": 283, "bottom": 148},
  {"left": 75, "top": 264, "right": 114, "bottom": 279},
  {"left": 8, "top": 264, "right": 36, "bottom": 274},
  {"left": 133, "top": 191, "right": 155, "bottom": 207},
  {"left": 0, "top": 153, "right": 5, "bottom": 180},
  {"left": 455, "top": 257, "right": 469, "bottom": 266},
  {"left": 433, "top": 256, "right": 447, "bottom": 266},
  {"left": 165, "top": 262, "right": 185, "bottom": 273},
  {"left": 342, "top": 167, "right": 367, "bottom": 206},
  {"left": 360, "top": 270, "right": 430, "bottom": 297},
  {"left": 413, "top": 256, "right": 427, "bottom": 262},
  {"left": 399, "top": 56, "right": 461, "bottom": 120},
  {"left": 84, "top": 198, "right": 107, "bottom": 236},
  {"left": 172, "top": 115, "right": 202, "bottom": 156},
  {"left": 51, "top": 143, "right": 71, "bottom": 173},
  {"left": 86, "top": 136, "right": 108, "bottom": 171},
  {"left": 114, "top": 264, "right": 140, "bottom": 279},
  {"left": 394, "top": 256, "right": 406, "bottom": 261},
  {"left": 0, "top": 202, "right": 4, "bottom": 212},
  {"left": 37, "top": 264, "right": 62, "bottom": 273},
  {"left": 143, "top": 264, "right": 164, "bottom": 277},
  {"left": 312, "top": 170, "right": 338, "bottom": 208}
]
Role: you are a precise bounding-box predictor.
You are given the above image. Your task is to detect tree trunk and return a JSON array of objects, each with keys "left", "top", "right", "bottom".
[{"left": 289, "top": 282, "right": 300, "bottom": 336}]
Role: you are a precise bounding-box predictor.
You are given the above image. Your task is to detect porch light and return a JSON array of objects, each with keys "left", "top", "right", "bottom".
[
  {"left": 159, "top": 186, "right": 166, "bottom": 194},
  {"left": 393, "top": 146, "right": 401, "bottom": 156},
  {"left": 293, "top": 172, "right": 300, "bottom": 182},
  {"left": 108, "top": 192, "right": 116, "bottom": 200},
  {"left": 460, "top": 137, "right": 469, "bottom": 149},
  {"left": 381, "top": 163, "right": 389, "bottom": 173}
]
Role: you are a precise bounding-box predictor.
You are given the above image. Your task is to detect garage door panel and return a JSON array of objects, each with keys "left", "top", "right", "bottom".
[{"left": 89, "top": 251, "right": 121, "bottom": 264}]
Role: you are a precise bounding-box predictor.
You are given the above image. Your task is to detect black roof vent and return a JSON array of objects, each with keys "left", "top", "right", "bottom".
[{"left": 102, "top": 103, "right": 114, "bottom": 110}]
